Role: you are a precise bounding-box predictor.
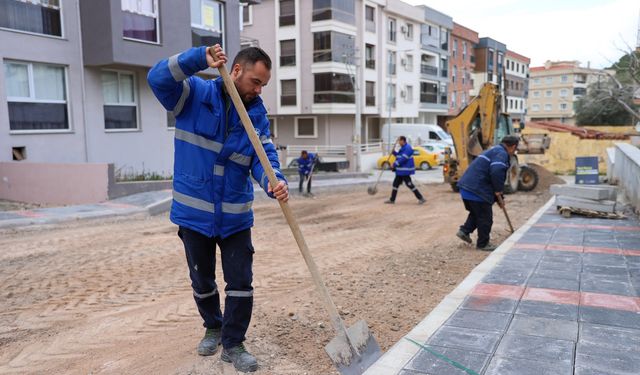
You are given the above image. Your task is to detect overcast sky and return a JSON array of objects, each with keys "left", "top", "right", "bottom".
[{"left": 403, "top": 0, "right": 639, "bottom": 68}]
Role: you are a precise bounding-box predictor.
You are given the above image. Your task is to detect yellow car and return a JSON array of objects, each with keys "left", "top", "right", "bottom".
[{"left": 377, "top": 146, "right": 439, "bottom": 170}]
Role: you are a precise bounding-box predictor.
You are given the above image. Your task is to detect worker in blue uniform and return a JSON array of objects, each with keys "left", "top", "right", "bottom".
[
  {"left": 456, "top": 135, "right": 519, "bottom": 251},
  {"left": 297, "top": 150, "right": 316, "bottom": 195},
  {"left": 385, "top": 136, "right": 426, "bottom": 205},
  {"left": 148, "top": 44, "right": 288, "bottom": 372}
]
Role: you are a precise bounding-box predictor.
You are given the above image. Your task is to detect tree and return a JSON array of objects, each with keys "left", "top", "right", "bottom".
[{"left": 575, "top": 49, "right": 640, "bottom": 125}]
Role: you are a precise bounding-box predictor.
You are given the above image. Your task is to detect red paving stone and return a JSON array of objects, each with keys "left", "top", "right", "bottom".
[
  {"left": 581, "top": 292, "right": 640, "bottom": 312},
  {"left": 14, "top": 211, "right": 45, "bottom": 218},
  {"left": 523, "top": 287, "right": 581, "bottom": 305},
  {"left": 515, "top": 243, "right": 640, "bottom": 256},
  {"left": 472, "top": 283, "right": 525, "bottom": 299},
  {"left": 583, "top": 246, "right": 622, "bottom": 255},
  {"left": 623, "top": 249, "right": 640, "bottom": 256},
  {"left": 546, "top": 244, "right": 583, "bottom": 252}
]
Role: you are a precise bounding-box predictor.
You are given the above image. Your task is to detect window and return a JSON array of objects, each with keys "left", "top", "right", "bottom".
[
  {"left": 509, "top": 99, "right": 513, "bottom": 109},
  {"left": 420, "top": 82, "right": 437, "bottom": 103},
  {"left": 573, "top": 87, "right": 586, "bottom": 96},
  {"left": 312, "top": 0, "right": 354, "bottom": 24},
  {"left": 440, "top": 83, "right": 447, "bottom": 104},
  {"left": 366, "top": 81, "right": 375, "bottom": 106},
  {"left": 387, "top": 51, "right": 396, "bottom": 76},
  {"left": 387, "top": 17, "right": 396, "bottom": 42},
  {"left": 561, "top": 75, "right": 568, "bottom": 83},
  {"left": 123, "top": 0, "right": 159, "bottom": 43},
  {"left": 406, "top": 23, "right": 413, "bottom": 40},
  {"left": 242, "top": 4, "right": 251, "bottom": 25},
  {"left": 532, "top": 104, "right": 540, "bottom": 111},
  {"left": 544, "top": 103, "right": 552, "bottom": 111},
  {"left": 387, "top": 83, "right": 396, "bottom": 109},
  {"left": 560, "top": 103, "right": 568, "bottom": 111},
  {"left": 405, "top": 85, "right": 413, "bottom": 103},
  {"left": 452, "top": 65, "right": 456, "bottom": 83},
  {"left": 365, "top": 44, "right": 375, "bottom": 69},
  {"left": 451, "top": 91, "right": 456, "bottom": 108},
  {"left": 365, "top": 5, "right": 375, "bottom": 32},
  {"left": 533, "top": 78, "right": 540, "bottom": 85},
  {"left": 295, "top": 117, "right": 317, "bottom": 138},
  {"left": 0, "top": 0, "right": 62, "bottom": 37},
  {"left": 462, "top": 41, "right": 467, "bottom": 60},
  {"left": 279, "top": 0, "right": 295, "bottom": 26},
  {"left": 452, "top": 39, "right": 457, "bottom": 58},
  {"left": 102, "top": 70, "right": 137, "bottom": 130},
  {"left": 440, "top": 28, "right": 448, "bottom": 50},
  {"left": 440, "top": 57, "right": 448, "bottom": 78},
  {"left": 545, "top": 90, "right": 552, "bottom": 97},
  {"left": 560, "top": 88, "right": 568, "bottom": 97},
  {"left": 545, "top": 76, "right": 553, "bottom": 84},
  {"left": 281, "top": 79, "right": 296, "bottom": 106},
  {"left": 314, "top": 73, "right": 354, "bottom": 103},
  {"left": 280, "top": 39, "right": 296, "bottom": 66},
  {"left": 404, "top": 54, "right": 413, "bottom": 71},
  {"left": 267, "top": 117, "right": 277, "bottom": 138},
  {"left": 191, "top": 0, "right": 224, "bottom": 46},
  {"left": 4, "top": 60, "right": 68, "bottom": 131},
  {"left": 461, "top": 69, "right": 465, "bottom": 84},
  {"left": 313, "top": 31, "right": 354, "bottom": 63}
]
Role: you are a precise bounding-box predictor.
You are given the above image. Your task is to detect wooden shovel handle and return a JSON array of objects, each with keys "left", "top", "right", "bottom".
[
  {"left": 496, "top": 194, "right": 514, "bottom": 233},
  {"left": 210, "top": 51, "right": 354, "bottom": 347}
]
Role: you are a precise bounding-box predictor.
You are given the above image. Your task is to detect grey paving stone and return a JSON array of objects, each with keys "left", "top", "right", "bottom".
[
  {"left": 507, "top": 315, "right": 578, "bottom": 342},
  {"left": 582, "top": 265, "right": 629, "bottom": 277},
  {"left": 536, "top": 261, "right": 582, "bottom": 273},
  {"left": 579, "top": 306, "right": 640, "bottom": 329},
  {"left": 532, "top": 268, "right": 580, "bottom": 281},
  {"left": 576, "top": 342, "right": 640, "bottom": 375},
  {"left": 527, "top": 275, "right": 580, "bottom": 291},
  {"left": 499, "top": 251, "right": 543, "bottom": 266},
  {"left": 574, "top": 366, "right": 630, "bottom": 375},
  {"left": 541, "top": 252, "right": 582, "bottom": 263},
  {"left": 484, "top": 356, "right": 573, "bottom": 375},
  {"left": 516, "top": 235, "right": 550, "bottom": 244},
  {"left": 580, "top": 279, "right": 637, "bottom": 297},
  {"left": 444, "top": 309, "right": 512, "bottom": 332},
  {"left": 579, "top": 323, "right": 640, "bottom": 353},
  {"left": 460, "top": 296, "right": 519, "bottom": 314},
  {"left": 582, "top": 253, "right": 627, "bottom": 268},
  {"left": 404, "top": 345, "right": 491, "bottom": 375},
  {"left": 482, "top": 271, "right": 530, "bottom": 286},
  {"left": 515, "top": 300, "right": 579, "bottom": 321},
  {"left": 495, "top": 333, "right": 574, "bottom": 363},
  {"left": 427, "top": 326, "right": 502, "bottom": 354}
]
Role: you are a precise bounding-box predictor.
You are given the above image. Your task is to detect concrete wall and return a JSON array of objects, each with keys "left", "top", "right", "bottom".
[
  {"left": 520, "top": 126, "right": 635, "bottom": 174},
  {"left": 612, "top": 143, "right": 640, "bottom": 211},
  {"left": 0, "top": 162, "right": 109, "bottom": 204}
]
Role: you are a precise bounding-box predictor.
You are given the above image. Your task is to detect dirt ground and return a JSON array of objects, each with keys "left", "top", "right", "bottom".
[{"left": 0, "top": 183, "right": 552, "bottom": 375}]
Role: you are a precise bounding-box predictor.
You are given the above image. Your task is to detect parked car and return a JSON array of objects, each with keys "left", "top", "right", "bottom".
[
  {"left": 377, "top": 146, "right": 438, "bottom": 170},
  {"left": 421, "top": 143, "right": 454, "bottom": 165}
]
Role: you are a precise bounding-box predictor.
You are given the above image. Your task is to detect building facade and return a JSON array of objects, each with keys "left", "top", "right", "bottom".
[
  {"left": 527, "top": 60, "right": 607, "bottom": 124},
  {"left": 504, "top": 50, "right": 530, "bottom": 126},
  {"left": 1, "top": 0, "right": 243, "bottom": 175},
  {"left": 470, "top": 37, "right": 506, "bottom": 97},
  {"left": 447, "top": 22, "right": 478, "bottom": 117},
  {"left": 241, "top": 0, "right": 457, "bottom": 147}
]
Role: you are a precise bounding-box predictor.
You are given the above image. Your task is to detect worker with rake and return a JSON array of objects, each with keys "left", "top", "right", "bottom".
[
  {"left": 297, "top": 150, "right": 316, "bottom": 196},
  {"left": 385, "top": 136, "right": 426, "bottom": 205}
]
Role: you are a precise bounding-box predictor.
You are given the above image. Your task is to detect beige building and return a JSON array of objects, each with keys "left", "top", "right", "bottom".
[{"left": 527, "top": 60, "right": 608, "bottom": 124}]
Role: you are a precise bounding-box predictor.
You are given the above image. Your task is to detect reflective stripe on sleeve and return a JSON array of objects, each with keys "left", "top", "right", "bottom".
[
  {"left": 168, "top": 54, "right": 188, "bottom": 82},
  {"left": 229, "top": 152, "right": 252, "bottom": 166},
  {"left": 172, "top": 80, "right": 191, "bottom": 116},
  {"left": 214, "top": 165, "right": 225, "bottom": 176}
]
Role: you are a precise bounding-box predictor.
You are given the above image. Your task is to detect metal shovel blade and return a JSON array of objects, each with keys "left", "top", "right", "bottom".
[
  {"left": 325, "top": 320, "right": 382, "bottom": 375},
  {"left": 367, "top": 186, "right": 378, "bottom": 195}
]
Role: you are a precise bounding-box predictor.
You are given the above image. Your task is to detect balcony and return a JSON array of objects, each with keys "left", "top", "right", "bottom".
[
  {"left": 440, "top": 69, "right": 448, "bottom": 78},
  {"left": 421, "top": 65, "right": 438, "bottom": 76},
  {"left": 420, "top": 93, "right": 438, "bottom": 104},
  {"left": 366, "top": 96, "right": 375, "bottom": 106},
  {"left": 366, "top": 60, "right": 375, "bottom": 69}
]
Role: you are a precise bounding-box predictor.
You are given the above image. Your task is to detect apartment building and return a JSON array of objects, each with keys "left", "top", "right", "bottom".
[
  {"left": 240, "top": 0, "right": 427, "bottom": 147},
  {"left": 527, "top": 60, "right": 608, "bottom": 124},
  {"left": 448, "top": 22, "right": 478, "bottom": 117},
  {"left": 470, "top": 37, "right": 506, "bottom": 97},
  {"left": 1, "top": 0, "right": 243, "bottom": 175},
  {"left": 504, "top": 50, "right": 530, "bottom": 126},
  {"left": 417, "top": 5, "right": 451, "bottom": 126}
]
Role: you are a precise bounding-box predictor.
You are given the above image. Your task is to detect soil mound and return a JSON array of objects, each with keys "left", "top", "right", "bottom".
[{"left": 527, "top": 163, "right": 565, "bottom": 191}]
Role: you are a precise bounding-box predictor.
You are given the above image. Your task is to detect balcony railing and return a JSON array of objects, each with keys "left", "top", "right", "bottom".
[
  {"left": 366, "top": 96, "right": 375, "bottom": 106},
  {"left": 420, "top": 93, "right": 438, "bottom": 103},
  {"left": 421, "top": 65, "right": 438, "bottom": 76},
  {"left": 366, "top": 60, "right": 375, "bottom": 69}
]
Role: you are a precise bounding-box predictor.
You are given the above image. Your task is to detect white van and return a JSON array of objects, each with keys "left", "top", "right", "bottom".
[{"left": 380, "top": 123, "right": 453, "bottom": 147}]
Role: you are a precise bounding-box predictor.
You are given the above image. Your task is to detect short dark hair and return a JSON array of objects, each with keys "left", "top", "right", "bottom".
[
  {"left": 301, "top": 150, "right": 308, "bottom": 156},
  {"left": 232, "top": 47, "right": 272, "bottom": 70},
  {"left": 398, "top": 136, "right": 407, "bottom": 142},
  {"left": 501, "top": 135, "right": 520, "bottom": 147}
]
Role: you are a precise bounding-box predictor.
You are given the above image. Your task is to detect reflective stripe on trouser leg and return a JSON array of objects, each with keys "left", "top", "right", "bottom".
[
  {"left": 390, "top": 175, "right": 403, "bottom": 201},
  {"left": 178, "top": 226, "right": 223, "bottom": 329},
  {"left": 404, "top": 176, "right": 424, "bottom": 200},
  {"left": 219, "top": 228, "right": 254, "bottom": 349}
]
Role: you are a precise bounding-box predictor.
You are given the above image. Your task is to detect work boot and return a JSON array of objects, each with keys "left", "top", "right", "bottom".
[
  {"left": 477, "top": 243, "right": 498, "bottom": 251},
  {"left": 456, "top": 230, "right": 472, "bottom": 244},
  {"left": 197, "top": 328, "right": 221, "bottom": 356},
  {"left": 418, "top": 198, "right": 426, "bottom": 205},
  {"left": 384, "top": 199, "right": 395, "bottom": 204},
  {"left": 221, "top": 343, "right": 258, "bottom": 372}
]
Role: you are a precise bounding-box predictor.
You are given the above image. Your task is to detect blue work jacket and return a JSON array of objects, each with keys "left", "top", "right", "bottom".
[
  {"left": 457, "top": 144, "right": 510, "bottom": 204},
  {"left": 393, "top": 144, "right": 416, "bottom": 176}
]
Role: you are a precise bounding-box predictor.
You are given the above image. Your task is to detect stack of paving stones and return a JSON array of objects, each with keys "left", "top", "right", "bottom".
[
  {"left": 551, "top": 184, "right": 618, "bottom": 214},
  {"left": 400, "top": 207, "right": 640, "bottom": 375}
]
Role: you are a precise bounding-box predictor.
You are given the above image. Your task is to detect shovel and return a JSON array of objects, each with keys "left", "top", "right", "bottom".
[
  {"left": 211, "top": 51, "right": 382, "bottom": 374},
  {"left": 496, "top": 194, "right": 514, "bottom": 233},
  {"left": 367, "top": 139, "right": 398, "bottom": 195}
]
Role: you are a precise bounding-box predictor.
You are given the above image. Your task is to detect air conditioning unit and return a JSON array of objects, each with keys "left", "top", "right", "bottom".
[{"left": 401, "top": 25, "right": 407, "bottom": 34}]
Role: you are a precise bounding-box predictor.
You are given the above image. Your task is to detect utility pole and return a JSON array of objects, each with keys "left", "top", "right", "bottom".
[{"left": 344, "top": 36, "right": 361, "bottom": 171}]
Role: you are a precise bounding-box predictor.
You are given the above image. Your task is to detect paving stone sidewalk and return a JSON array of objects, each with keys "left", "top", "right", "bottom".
[{"left": 366, "top": 200, "right": 640, "bottom": 375}]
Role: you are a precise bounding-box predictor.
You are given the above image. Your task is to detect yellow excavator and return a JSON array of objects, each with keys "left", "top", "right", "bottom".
[{"left": 443, "top": 82, "right": 550, "bottom": 193}]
